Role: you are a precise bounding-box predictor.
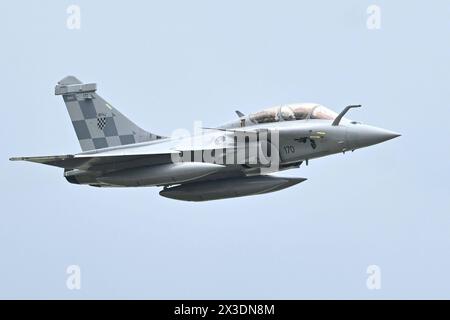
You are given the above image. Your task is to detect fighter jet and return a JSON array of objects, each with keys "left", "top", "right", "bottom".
[{"left": 10, "top": 76, "right": 400, "bottom": 201}]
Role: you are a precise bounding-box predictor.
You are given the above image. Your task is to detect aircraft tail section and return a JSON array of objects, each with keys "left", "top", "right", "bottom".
[{"left": 55, "top": 76, "right": 165, "bottom": 151}]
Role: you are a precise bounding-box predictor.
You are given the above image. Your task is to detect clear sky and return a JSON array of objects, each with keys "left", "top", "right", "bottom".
[{"left": 1, "top": 0, "right": 449, "bottom": 299}]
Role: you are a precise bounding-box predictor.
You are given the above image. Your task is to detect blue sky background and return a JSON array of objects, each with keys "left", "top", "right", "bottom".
[{"left": 1, "top": 0, "right": 449, "bottom": 299}]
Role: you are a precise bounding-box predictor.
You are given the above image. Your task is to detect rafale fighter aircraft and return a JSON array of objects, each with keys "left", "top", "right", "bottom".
[{"left": 10, "top": 76, "right": 400, "bottom": 201}]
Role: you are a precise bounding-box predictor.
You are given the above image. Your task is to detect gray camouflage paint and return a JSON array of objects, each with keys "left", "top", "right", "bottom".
[
  {"left": 10, "top": 76, "right": 400, "bottom": 201},
  {"left": 57, "top": 76, "right": 163, "bottom": 151}
]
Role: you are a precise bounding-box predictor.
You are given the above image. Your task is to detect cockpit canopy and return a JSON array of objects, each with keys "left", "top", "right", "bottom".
[{"left": 249, "top": 103, "right": 338, "bottom": 124}]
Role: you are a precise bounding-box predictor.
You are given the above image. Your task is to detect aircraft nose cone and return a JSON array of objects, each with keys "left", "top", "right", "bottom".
[{"left": 358, "top": 126, "right": 401, "bottom": 147}]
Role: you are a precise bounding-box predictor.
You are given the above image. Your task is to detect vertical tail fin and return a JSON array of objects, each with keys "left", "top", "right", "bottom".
[{"left": 55, "top": 76, "right": 164, "bottom": 151}]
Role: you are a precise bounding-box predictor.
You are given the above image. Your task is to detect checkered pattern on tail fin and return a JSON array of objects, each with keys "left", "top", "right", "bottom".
[{"left": 56, "top": 76, "right": 164, "bottom": 151}]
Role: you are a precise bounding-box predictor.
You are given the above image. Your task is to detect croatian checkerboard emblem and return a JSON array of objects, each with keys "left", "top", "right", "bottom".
[{"left": 97, "top": 114, "right": 107, "bottom": 131}]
